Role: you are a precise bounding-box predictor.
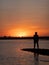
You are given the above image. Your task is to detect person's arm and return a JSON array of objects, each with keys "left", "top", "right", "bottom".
[{"left": 38, "top": 35, "right": 39, "bottom": 41}]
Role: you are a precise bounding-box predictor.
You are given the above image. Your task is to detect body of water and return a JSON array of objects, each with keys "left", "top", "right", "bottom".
[{"left": 0, "top": 39, "right": 49, "bottom": 65}]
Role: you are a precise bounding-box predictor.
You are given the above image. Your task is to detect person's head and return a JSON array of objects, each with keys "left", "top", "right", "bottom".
[{"left": 35, "top": 32, "right": 37, "bottom": 35}]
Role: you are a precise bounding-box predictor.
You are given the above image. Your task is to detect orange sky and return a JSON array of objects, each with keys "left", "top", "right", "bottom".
[{"left": 0, "top": 0, "right": 49, "bottom": 37}]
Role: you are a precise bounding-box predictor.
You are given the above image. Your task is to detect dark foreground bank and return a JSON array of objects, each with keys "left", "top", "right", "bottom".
[{"left": 22, "top": 48, "right": 49, "bottom": 56}]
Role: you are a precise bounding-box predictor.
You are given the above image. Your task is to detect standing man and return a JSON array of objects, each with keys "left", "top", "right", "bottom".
[{"left": 33, "top": 32, "right": 39, "bottom": 49}]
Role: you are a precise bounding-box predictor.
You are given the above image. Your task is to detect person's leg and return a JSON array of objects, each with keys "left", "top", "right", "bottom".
[
  {"left": 37, "top": 42, "right": 39, "bottom": 49},
  {"left": 34, "top": 42, "right": 35, "bottom": 49}
]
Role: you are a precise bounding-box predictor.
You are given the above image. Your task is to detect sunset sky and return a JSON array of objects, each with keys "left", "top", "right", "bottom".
[{"left": 0, "top": 0, "right": 49, "bottom": 37}]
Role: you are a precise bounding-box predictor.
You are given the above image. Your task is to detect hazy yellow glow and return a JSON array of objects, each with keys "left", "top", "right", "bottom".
[
  {"left": 0, "top": 0, "right": 49, "bottom": 36},
  {"left": 8, "top": 29, "right": 28, "bottom": 37},
  {"left": 16, "top": 32, "right": 27, "bottom": 37},
  {"left": 1, "top": 26, "right": 49, "bottom": 37}
]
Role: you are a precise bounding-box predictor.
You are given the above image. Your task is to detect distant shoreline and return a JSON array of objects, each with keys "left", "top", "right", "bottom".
[{"left": 0, "top": 36, "right": 49, "bottom": 40}]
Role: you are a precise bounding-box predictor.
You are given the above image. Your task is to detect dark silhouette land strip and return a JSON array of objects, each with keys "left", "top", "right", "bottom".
[
  {"left": 0, "top": 36, "right": 49, "bottom": 40},
  {"left": 22, "top": 48, "right": 49, "bottom": 56}
]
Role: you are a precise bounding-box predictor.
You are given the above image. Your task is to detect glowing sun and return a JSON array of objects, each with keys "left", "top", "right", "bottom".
[
  {"left": 16, "top": 32, "right": 27, "bottom": 37},
  {"left": 9, "top": 29, "right": 28, "bottom": 37}
]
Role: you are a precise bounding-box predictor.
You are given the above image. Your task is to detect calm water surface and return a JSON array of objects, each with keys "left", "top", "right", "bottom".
[{"left": 0, "top": 39, "right": 49, "bottom": 65}]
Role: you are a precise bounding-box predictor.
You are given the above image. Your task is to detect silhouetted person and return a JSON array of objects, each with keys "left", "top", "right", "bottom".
[{"left": 33, "top": 32, "right": 39, "bottom": 49}]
